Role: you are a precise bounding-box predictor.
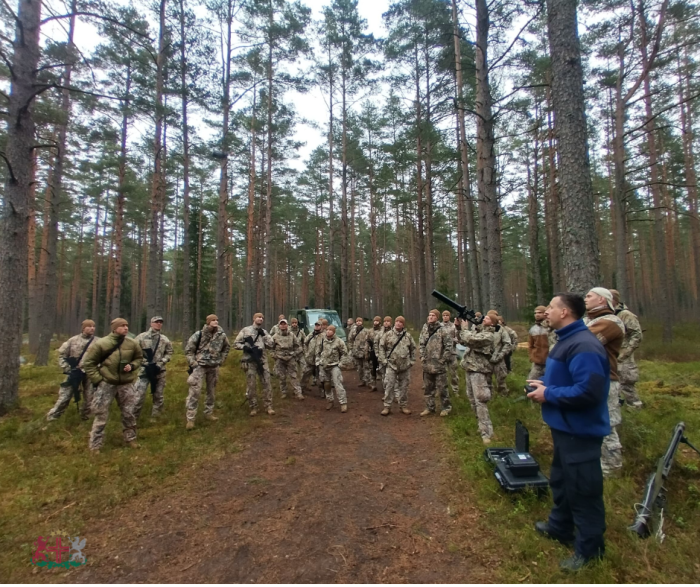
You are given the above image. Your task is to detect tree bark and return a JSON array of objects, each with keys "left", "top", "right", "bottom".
[
  {"left": 545, "top": 0, "right": 600, "bottom": 293},
  {"left": 179, "top": 0, "right": 192, "bottom": 340},
  {"left": 527, "top": 121, "right": 545, "bottom": 304}
]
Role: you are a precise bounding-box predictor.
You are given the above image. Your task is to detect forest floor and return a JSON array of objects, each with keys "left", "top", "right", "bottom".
[{"left": 3, "top": 324, "right": 700, "bottom": 583}]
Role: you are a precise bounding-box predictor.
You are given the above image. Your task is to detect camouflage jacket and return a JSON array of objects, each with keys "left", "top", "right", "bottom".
[
  {"left": 441, "top": 321, "right": 459, "bottom": 356},
  {"left": 490, "top": 326, "right": 513, "bottom": 364},
  {"left": 346, "top": 324, "right": 359, "bottom": 351},
  {"left": 187, "top": 325, "right": 231, "bottom": 368},
  {"left": 458, "top": 326, "right": 495, "bottom": 373},
  {"left": 83, "top": 333, "right": 143, "bottom": 385},
  {"left": 378, "top": 328, "right": 416, "bottom": 373},
  {"left": 545, "top": 320, "right": 559, "bottom": 351},
  {"left": 616, "top": 307, "right": 642, "bottom": 363},
  {"left": 269, "top": 323, "right": 281, "bottom": 338},
  {"left": 58, "top": 333, "right": 96, "bottom": 373},
  {"left": 303, "top": 330, "right": 323, "bottom": 364},
  {"left": 290, "top": 326, "right": 304, "bottom": 345},
  {"left": 134, "top": 328, "right": 174, "bottom": 373},
  {"left": 504, "top": 325, "right": 518, "bottom": 348},
  {"left": 352, "top": 327, "right": 370, "bottom": 359},
  {"left": 368, "top": 327, "right": 383, "bottom": 357},
  {"left": 272, "top": 331, "right": 302, "bottom": 362},
  {"left": 233, "top": 324, "right": 273, "bottom": 366},
  {"left": 419, "top": 322, "right": 453, "bottom": 374},
  {"left": 316, "top": 334, "right": 347, "bottom": 368}
]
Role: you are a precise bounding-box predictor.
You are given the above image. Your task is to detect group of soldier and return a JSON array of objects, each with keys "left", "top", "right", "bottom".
[{"left": 45, "top": 284, "right": 642, "bottom": 465}]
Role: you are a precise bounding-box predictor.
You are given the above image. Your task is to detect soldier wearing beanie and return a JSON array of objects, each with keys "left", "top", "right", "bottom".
[
  {"left": 271, "top": 319, "right": 304, "bottom": 400},
  {"left": 584, "top": 287, "right": 626, "bottom": 477},
  {"left": 316, "top": 324, "right": 349, "bottom": 412},
  {"left": 378, "top": 316, "right": 416, "bottom": 416},
  {"left": 185, "top": 314, "right": 231, "bottom": 427},
  {"left": 234, "top": 312, "right": 274, "bottom": 417},
  {"left": 82, "top": 318, "right": 144, "bottom": 452},
  {"left": 487, "top": 311, "right": 513, "bottom": 396},
  {"left": 441, "top": 310, "right": 461, "bottom": 395},
  {"left": 419, "top": 309, "right": 453, "bottom": 417},
  {"left": 610, "top": 289, "right": 643, "bottom": 410},
  {"left": 528, "top": 306, "right": 549, "bottom": 380},
  {"left": 351, "top": 317, "right": 373, "bottom": 388},
  {"left": 366, "top": 316, "right": 384, "bottom": 391},
  {"left": 46, "top": 319, "right": 97, "bottom": 422},
  {"left": 133, "top": 316, "right": 174, "bottom": 421}
]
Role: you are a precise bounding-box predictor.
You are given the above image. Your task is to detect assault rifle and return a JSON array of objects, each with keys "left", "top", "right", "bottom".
[
  {"left": 431, "top": 290, "right": 483, "bottom": 325},
  {"left": 61, "top": 357, "right": 85, "bottom": 408},
  {"left": 244, "top": 335, "right": 265, "bottom": 376},
  {"left": 143, "top": 348, "right": 161, "bottom": 396},
  {"left": 629, "top": 422, "right": 700, "bottom": 539}
]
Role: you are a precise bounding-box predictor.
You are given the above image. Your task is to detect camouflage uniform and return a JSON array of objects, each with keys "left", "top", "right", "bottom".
[
  {"left": 441, "top": 320, "right": 460, "bottom": 393},
  {"left": 133, "top": 328, "right": 174, "bottom": 420},
  {"left": 490, "top": 326, "right": 513, "bottom": 396},
  {"left": 586, "top": 311, "right": 626, "bottom": 476},
  {"left": 352, "top": 327, "right": 372, "bottom": 386},
  {"left": 316, "top": 333, "right": 348, "bottom": 405},
  {"left": 272, "top": 330, "right": 303, "bottom": 398},
  {"left": 290, "top": 324, "right": 305, "bottom": 373},
  {"left": 83, "top": 332, "right": 144, "bottom": 450},
  {"left": 233, "top": 325, "right": 274, "bottom": 411},
  {"left": 419, "top": 323, "right": 453, "bottom": 414},
  {"left": 503, "top": 325, "right": 518, "bottom": 373},
  {"left": 301, "top": 330, "right": 323, "bottom": 390},
  {"left": 378, "top": 327, "right": 416, "bottom": 409},
  {"left": 616, "top": 306, "right": 643, "bottom": 409},
  {"left": 46, "top": 333, "right": 96, "bottom": 421},
  {"left": 185, "top": 325, "right": 231, "bottom": 421},
  {"left": 366, "top": 326, "right": 384, "bottom": 391},
  {"left": 546, "top": 320, "right": 558, "bottom": 351},
  {"left": 458, "top": 326, "right": 496, "bottom": 440}
]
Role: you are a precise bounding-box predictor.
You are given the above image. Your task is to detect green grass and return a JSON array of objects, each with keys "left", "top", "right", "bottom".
[
  {"left": 0, "top": 343, "right": 258, "bottom": 582},
  {"left": 446, "top": 342, "right": 700, "bottom": 583}
]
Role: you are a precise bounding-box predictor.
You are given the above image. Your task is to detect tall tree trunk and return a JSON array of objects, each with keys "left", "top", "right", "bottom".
[
  {"left": 545, "top": 0, "right": 600, "bottom": 292},
  {"left": 528, "top": 123, "right": 545, "bottom": 304},
  {"left": 27, "top": 151, "right": 38, "bottom": 350},
  {"left": 414, "top": 47, "right": 427, "bottom": 318},
  {"left": 148, "top": 0, "right": 167, "bottom": 320},
  {"left": 244, "top": 84, "right": 257, "bottom": 321},
  {"left": 475, "top": 0, "right": 504, "bottom": 312},
  {"left": 452, "top": 0, "right": 481, "bottom": 309},
  {"left": 0, "top": 0, "right": 42, "bottom": 411},
  {"left": 264, "top": 3, "right": 274, "bottom": 320},
  {"left": 110, "top": 66, "right": 131, "bottom": 322},
  {"left": 544, "top": 83, "right": 563, "bottom": 292},
  {"left": 340, "top": 68, "right": 349, "bottom": 320},
  {"left": 36, "top": 7, "right": 77, "bottom": 366},
  {"left": 423, "top": 31, "right": 435, "bottom": 302},
  {"left": 179, "top": 0, "right": 192, "bottom": 340}
]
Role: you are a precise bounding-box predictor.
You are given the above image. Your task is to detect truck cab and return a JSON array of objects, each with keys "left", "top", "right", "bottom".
[{"left": 289, "top": 309, "right": 347, "bottom": 342}]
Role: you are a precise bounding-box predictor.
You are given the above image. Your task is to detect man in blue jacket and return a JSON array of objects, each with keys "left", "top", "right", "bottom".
[{"left": 527, "top": 292, "right": 610, "bottom": 572}]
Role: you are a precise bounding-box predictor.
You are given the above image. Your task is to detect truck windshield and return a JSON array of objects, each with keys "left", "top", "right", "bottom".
[{"left": 306, "top": 311, "right": 343, "bottom": 329}]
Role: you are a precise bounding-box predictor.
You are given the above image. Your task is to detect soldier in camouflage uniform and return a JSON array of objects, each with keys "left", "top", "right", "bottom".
[
  {"left": 185, "top": 314, "right": 231, "bottom": 427},
  {"left": 378, "top": 316, "right": 416, "bottom": 416},
  {"left": 46, "top": 319, "right": 97, "bottom": 422},
  {"left": 584, "top": 288, "right": 626, "bottom": 477},
  {"left": 610, "top": 289, "right": 643, "bottom": 409},
  {"left": 316, "top": 325, "right": 349, "bottom": 412},
  {"left": 234, "top": 312, "right": 275, "bottom": 417},
  {"left": 289, "top": 317, "right": 304, "bottom": 374},
  {"left": 83, "top": 318, "right": 144, "bottom": 452},
  {"left": 365, "top": 316, "right": 383, "bottom": 391},
  {"left": 301, "top": 320, "right": 323, "bottom": 392},
  {"left": 441, "top": 310, "right": 460, "bottom": 394},
  {"left": 528, "top": 306, "right": 549, "bottom": 381},
  {"left": 502, "top": 319, "right": 518, "bottom": 373},
  {"left": 345, "top": 318, "right": 357, "bottom": 352},
  {"left": 486, "top": 311, "right": 512, "bottom": 396},
  {"left": 457, "top": 314, "right": 497, "bottom": 444},
  {"left": 419, "top": 309, "right": 453, "bottom": 417},
  {"left": 351, "top": 317, "right": 372, "bottom": 387},
  {"left": 272, "top": 319, "right": 304, "bottom": 400},
  {"left": 269, "top": 314, "right": 286, "bottom": 338},
  {"left": 133, "top": 316, "right": 174, "bottom": 421}
]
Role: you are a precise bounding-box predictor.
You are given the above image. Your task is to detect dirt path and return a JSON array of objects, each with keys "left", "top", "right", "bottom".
[{"left": 72, "top": 362, "right": 493, "bottom": 583}]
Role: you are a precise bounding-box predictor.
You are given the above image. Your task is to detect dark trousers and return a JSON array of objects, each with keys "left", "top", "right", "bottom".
[{"left": 548, "top": 428, "right": 606, "bottom": 559}]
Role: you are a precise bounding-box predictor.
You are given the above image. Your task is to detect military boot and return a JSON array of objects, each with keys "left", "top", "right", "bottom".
[
  {"left": 205, "top": 414, "right": 219, "bottom": 422},
  {"left": 326, "top": 402, "right": 334, "bottom": 410},
  {"left": 401, "top": 407, "right": 412, "bottom": 415},
  {"left": 340, "top": 404, "right": 347, "bottom": 413},
  {"left": 186, "top": 420, "right": 195, "bottom": 430},
  {"left": 381, "top": 407, "right": 390, "bottom": 416},
  {"left": 420, "top": 409, "right": 433, "bottom": 417},
  {"left": 439, "top": 409, "right": 450, "bottom": 417},
  {"left": 267, "top": 408, "right": 276, "bottom": 416},
  {"left": 249, "top": 409, "right": 257, "bottom": 417},
  {"left": 125, "top": 441, "right": 140, "bottom": 449}
]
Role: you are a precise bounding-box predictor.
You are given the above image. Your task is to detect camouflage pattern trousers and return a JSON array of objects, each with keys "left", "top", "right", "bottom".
[
  {"left": 383, "top": 367, "right": 410, "bottom": 408},
  {"left": 322, "top": 366, "right": 347, "bottom": 405},
  {"left": 467, "top": 372, "right": 493, "bottom": 439},
  {"left": 492, "top": 360, "right": 509, "bottom": 396},
  {"left": 47, "top": 374, "right": 93, "bottom": 421},
  {"left": 186, "top": 365, "right": 219, "bottom": 422},
  {"left": 446, "top": 355, "right": 460, "bottom": 393},
  {"left": 275, "top": 358, "right": 302, "bottom": 397},
  {"left": 89, "top": 380, "right": 138, "bottom": 450},
  {"left": 300, "top": 360, "right": 318, "bottom": 390},
  {"left": 133, "top": 371, "right": 166, "bottom": 420},
  {"left": 602, "top": 380, "right": 623, "bottom": 476},
  {"left": 423, "top": 371, "right": 451, "bottom": 413},
  {"left": 527, "top": 363, "right": 546, "bottom": 381},
  {"left": 618, "top": 360, "right": 642, "bottom": 407},
  {"left": 355, "top": 357, "right": 372, "bottom": 386},
  {"left": 243, "top": 362, "right": 273, "bottom": 410}
]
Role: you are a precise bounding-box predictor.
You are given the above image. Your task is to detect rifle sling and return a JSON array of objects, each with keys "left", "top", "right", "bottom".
[{"left": 387, "top": 331, "right": 406, "bottom": 360}]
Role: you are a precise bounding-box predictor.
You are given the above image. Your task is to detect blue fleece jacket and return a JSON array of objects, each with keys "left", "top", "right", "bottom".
[{"left": 542, "top": 319, "right": 611, "bottom": 438}]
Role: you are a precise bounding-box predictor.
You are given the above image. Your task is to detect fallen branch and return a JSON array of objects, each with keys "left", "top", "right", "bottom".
[
  {"left": 364, "top": 523, "right": 397, "bottom": 531},
  {"left": 45, "top": 501, "right": 76, "bottom": 522}
]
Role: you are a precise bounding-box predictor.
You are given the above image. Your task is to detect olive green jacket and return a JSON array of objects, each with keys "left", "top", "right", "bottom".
[{"left": 83, "top": 333, "right": 144, "bottom": 385}]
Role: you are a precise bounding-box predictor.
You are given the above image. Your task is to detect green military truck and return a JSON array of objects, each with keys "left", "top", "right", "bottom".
[{"left": 289, "top": 308, "right": 347, "bottom": 342}]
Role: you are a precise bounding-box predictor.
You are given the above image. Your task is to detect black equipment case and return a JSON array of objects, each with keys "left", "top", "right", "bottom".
[{"left": 484, "top": 421, "right": 549, "bottom": 495}]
